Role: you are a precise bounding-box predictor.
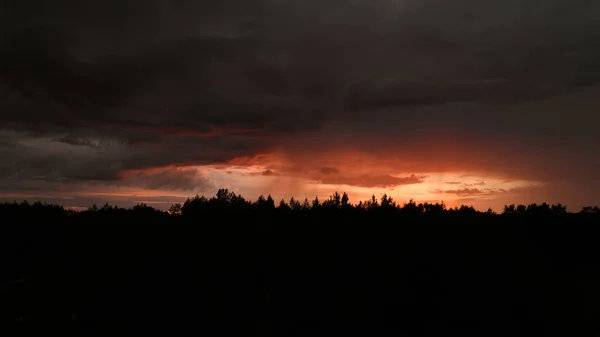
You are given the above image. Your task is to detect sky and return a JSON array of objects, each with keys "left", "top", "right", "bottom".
[{"left": 1, "top": 0, "right": 599, "bottom": 211}]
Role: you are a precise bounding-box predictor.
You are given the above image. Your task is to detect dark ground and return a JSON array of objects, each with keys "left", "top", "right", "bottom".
[{"left": 2, "top": 199, "right": 600, "bottom": 336}]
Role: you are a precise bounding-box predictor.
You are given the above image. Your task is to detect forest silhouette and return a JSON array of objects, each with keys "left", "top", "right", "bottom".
[{"left": 2, "top": 189, "right": 600, "bottom": 336}]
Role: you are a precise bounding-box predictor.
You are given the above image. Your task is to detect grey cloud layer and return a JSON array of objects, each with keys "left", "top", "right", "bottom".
[
  {"left": 1, "top": 0, "right": 599, "bottom": 194},
  {"left": 0, "top": 130, "right": 264, "bottom": 183},
  {"left": 3, "top": 0, "right": 599, "bottom": 132}
]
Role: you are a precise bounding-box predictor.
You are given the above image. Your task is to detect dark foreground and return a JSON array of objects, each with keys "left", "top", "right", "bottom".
[{"left": 2, "top": 198, "right": 600, "bottom": 336}]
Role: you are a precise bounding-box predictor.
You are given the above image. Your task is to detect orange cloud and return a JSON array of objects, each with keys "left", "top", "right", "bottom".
[{"left": 98, "top": 122, "right": 268, "bottom": 139}]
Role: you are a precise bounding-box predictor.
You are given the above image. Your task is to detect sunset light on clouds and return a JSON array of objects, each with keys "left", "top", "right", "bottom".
[
  {"left": 1, "top": 0, "right": 599, "bottom": 211},
  {"left": 5, "top": 3, "right": 600, "bottom": 336}
]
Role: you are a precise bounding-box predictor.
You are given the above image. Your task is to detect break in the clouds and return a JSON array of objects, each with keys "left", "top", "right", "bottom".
[{"left": 1, "top": 0, "right": 599, "bottom": 210}]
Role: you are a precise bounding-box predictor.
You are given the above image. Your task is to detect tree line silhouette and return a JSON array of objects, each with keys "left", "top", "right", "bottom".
[
  {"left": 2, "top": 189, "right": 598, "bottom": 221},
  {"left": 2, "top": 189, "right": 600, "bottom": 336}
]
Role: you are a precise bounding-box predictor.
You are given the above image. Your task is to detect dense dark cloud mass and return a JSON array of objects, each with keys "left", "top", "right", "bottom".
[
  {"left": 1, "top": 0, "right": 599, "bottom": 207},
  {"left": 119, "top": 168, "right": 215, "bottom": 192}
]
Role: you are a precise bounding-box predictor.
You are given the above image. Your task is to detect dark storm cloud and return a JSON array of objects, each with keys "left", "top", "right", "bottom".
[
  {"left": 120, "top": 168, "right": 215, "bottom": 191},
  {"left": 318, "top": 174, "right": 427, "bottom": 188},
  {"left": 0, "top": 129, "right": 268, "bottom": 183},
  {"left": 0, "top": 130, "right": 127, "bottom": 181},
  {"left": 3, "top": 0, "right": 600, "bottom": 133},
  {"left": 1, "top": 0, "right": 599, "bottom": 195},
  {"left": 0, "top": 0, "right": 340, "bottom": 135}
]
